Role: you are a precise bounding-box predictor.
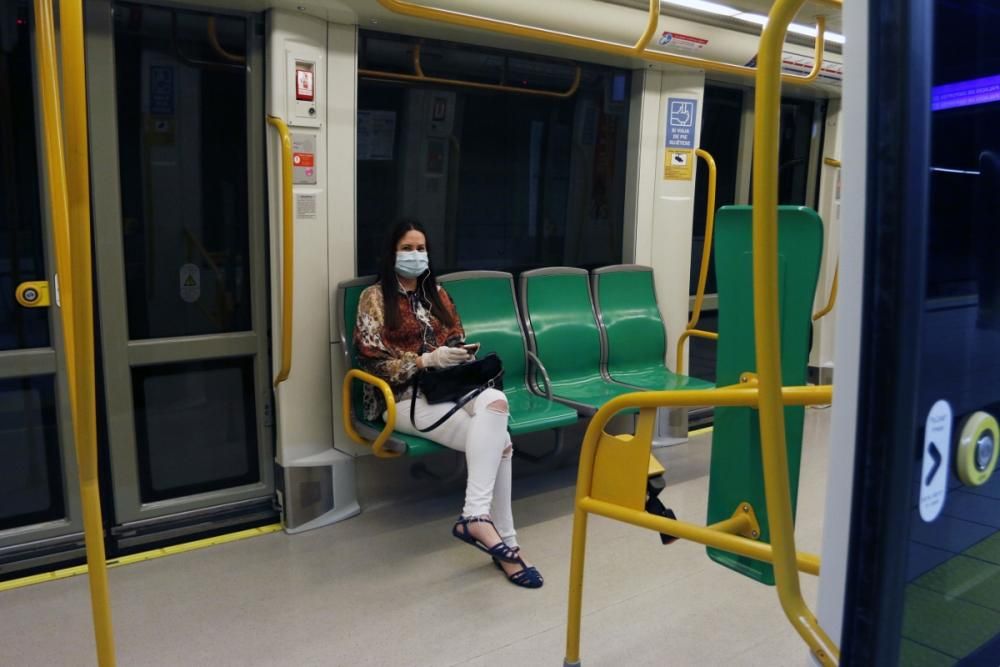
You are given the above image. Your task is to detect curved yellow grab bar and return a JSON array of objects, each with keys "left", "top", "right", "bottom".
[
  {"left": 207, "top": 16, "right": 246, "bottom": 64},
  {"left": 342, "top": 369, "right": 401, "bottom": 459},
  {"left": 267, "top": 116, "right": 294, "bottom": 387},
  {"left": 360, "top": 43, "right": 582, "bottom": 98},
  {"left": 36, "top": 0, "right": 116, "bottom": 664},
  {"left": 812, "top": 262, "right": 839, "bottom": 321},
  {"left": 676, "top": 148, "right": 718, "bottom": 375},
  {"left": 564, "top": 384, "right": 831, "bottom": 664},
  {"left": 376, "top": 0, "right": 829, "bottom": 86},
  {"left": 752, "top": 0, "right": 838, "bottom": 662},
  {"left": 676, "top": 329, "right": 719, "bottom": 375}
]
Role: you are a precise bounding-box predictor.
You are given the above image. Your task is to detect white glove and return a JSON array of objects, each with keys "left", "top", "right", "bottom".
[{"left": 420, "top": 346, "right": 470, "bottom": 369}]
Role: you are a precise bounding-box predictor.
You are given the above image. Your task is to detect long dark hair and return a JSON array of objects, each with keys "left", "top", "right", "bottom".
[{"left": 378, "top": 219, "right": 454, "bottom": 330}]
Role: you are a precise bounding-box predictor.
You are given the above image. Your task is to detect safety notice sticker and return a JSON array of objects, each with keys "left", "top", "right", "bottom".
[
  {"left": 180, "top": 263, "right": 200, "bottom": 303},
  {"left": 664, "top": 149, "right": 693, "bottom": 180},
  {"left": 666, "top": 98, "right": 698, "bottom": 149},
  {"left": 920, "top": 399, "right": 952, "bottom": 522},
  {"left": 658, "top": 32, "right": 708, "bottom": 51}
]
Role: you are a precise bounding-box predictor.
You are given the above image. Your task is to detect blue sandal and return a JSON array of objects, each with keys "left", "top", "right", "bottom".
[
  {"left": 493, "top": 548, "right": 544, "bottom": 589},
  {"left": 452, "top": 515, "right": 521, "bottom": 564}
]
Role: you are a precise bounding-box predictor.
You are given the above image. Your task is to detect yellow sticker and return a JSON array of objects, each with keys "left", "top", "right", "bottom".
[{"left": 664, "top": 149, "right": 693, "bottom": 180}]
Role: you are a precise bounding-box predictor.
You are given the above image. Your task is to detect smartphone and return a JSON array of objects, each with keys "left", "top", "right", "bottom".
[{"left": 462, "top": 342, "right": 480, "bottom": 354}]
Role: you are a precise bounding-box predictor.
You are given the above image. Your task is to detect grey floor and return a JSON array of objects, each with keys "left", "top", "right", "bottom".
[{"left": 0, "top": 409, "right": 832, "bottom": 667}]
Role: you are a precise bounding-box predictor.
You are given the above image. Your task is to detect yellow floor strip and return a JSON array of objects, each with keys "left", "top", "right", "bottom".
[
  {"left": 689, "top": 426, "right": 714, "bottom": 438},
  {"left": 0, "top": 524, "right": 282, "bottom": 594}
]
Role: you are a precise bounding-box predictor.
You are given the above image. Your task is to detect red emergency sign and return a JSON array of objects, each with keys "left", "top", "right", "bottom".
[{"left": 296, "top": 68, "right": 314, "bottom": 101}]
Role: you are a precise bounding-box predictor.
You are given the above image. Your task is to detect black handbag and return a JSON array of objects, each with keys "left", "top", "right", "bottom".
[{"left": 410, "top": 352, "right": 504, "bottom": 432}]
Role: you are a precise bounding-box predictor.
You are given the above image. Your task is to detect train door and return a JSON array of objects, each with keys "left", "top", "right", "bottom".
[
  {"left": 83, "top": 1, "right": 274, "bottom": 549},
  {"left": 821, "top": 0, "right": 1000, "bottom": 662},
  {"left": 0, "top": 0, "right": 84, "bottom": 572}
]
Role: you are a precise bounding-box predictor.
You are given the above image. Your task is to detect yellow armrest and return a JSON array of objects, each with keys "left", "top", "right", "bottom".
[{"left": 342, "top": 369, "right": 402, "bottom": 458}]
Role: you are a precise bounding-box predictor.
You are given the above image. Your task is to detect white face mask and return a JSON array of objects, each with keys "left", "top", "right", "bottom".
[{"left": 395, "top": 250, "right": 429, "bottom": 278}]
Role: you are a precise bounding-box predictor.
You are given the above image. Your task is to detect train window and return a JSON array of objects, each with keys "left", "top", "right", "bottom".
[
  {"left": 0, "top": 376, "right": 64, "bottom": 531},
  {"left": 113, "top": 4, "right": 253, "bottom": 340},
  {"left": 0, "top": 1, "right": 49, "bottom": 352},
  {"left": 749, "top": 96, "right": 823, "bottom": 207},
  {"left": 926, "top": 0, "right": 999, "bottom": 301},
  {"left": 132, "top": 358, "right": 259, "bottom": 502},
  {"left": 356, "top": 32, "right": 631, "bottom": 275}
]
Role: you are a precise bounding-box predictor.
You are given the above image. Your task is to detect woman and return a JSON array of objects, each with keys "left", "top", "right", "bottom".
[{"left": 354, "top": 220, "right": 543, "bottom": 589}]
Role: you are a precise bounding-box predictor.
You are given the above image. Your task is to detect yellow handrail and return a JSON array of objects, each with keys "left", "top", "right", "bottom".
[
  {"left": 267, "top": 116, "right": 294, "bottom": 387},
  {"left": 342, "top": 369, "right": 401, "bottom": 458},
  {"left": 206, "top": 16, "right": 246, "bottom": 64},
  {"left": 564, "top": 384, "right": 832, "bottom": 664},
  {"left": 812, "top": 262, "right": 838, "bottom": 321},
  {"left": 676, "top": 148, "right": 718, "bottom": 375},
  {"left": 752, "top": 0, "right": 838, "bottom": 662},
  {"left": 359, "top": 43, "right": 583, "bottom": 98},
  {"left": 375, "top": 0, "right": 829, "bottom": 86},
  {"left": 36, "top": 0, "right": 116, "bottom": 664}
]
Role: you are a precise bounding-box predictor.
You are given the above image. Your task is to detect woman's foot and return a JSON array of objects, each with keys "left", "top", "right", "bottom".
[
  {"left": 495, "top": 548, "right": 544, "bottom": 589},
  {"left": 452, "top": 515, "right": 520, "bottom": 563}
]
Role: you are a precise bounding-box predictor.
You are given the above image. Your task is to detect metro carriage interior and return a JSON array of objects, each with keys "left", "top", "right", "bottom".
[{"left": 1, "top": 0, "right": 999, "bottom": 665}]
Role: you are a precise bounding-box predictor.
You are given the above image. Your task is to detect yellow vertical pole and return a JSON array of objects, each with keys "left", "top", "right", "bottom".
[
  {"left": 752, "top": 0, "right": 838, "bottom": 664},
  {"left": 36, "top": 0, "right": 116, "bottom": 664}
]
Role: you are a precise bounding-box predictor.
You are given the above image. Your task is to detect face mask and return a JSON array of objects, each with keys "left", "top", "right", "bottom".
[{"left": 395, "top": 250, "right": 429, "bottom": 278}]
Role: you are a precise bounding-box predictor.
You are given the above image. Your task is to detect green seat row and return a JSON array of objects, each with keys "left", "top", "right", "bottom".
[{"left": 519, "top": 266, "right": 713, "bottom": 416}]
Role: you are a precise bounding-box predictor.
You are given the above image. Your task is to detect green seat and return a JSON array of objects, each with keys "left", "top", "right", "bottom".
[
  {"left": 705, "top": 205, "right": 824, "bottom": 584},
  {"left": 437, "top": 271, "right": 580, "bottom": 435},
  {"left": 591, "top": 265, "right": 714, "bottom": 392},
  {"left": 337, "top": 276, "right": 444, "bottom": 457},
  {"left": 519, "top": 268, "right": 640, "bottom": 415}
]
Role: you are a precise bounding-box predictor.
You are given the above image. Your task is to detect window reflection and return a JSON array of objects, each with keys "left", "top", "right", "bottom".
[{"left": 357, "top": 32, "right": 631, "bottom": 275}]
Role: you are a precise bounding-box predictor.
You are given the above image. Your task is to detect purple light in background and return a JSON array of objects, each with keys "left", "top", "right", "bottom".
[{"left": 933, "top": 74, "right": 1000, "bottom": 111}]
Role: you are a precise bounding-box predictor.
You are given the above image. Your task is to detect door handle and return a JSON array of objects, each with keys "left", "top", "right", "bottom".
[{"left": 15, "top": 280, "right": 51, "bottom": 308}]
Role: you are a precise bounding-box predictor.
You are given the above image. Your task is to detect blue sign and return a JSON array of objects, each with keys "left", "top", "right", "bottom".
[
  {"left": 666, "top": 97, "right": 698, "bottom": 148},
  {"left": 150, "top": 66, "right": 174, "bottom": 115}
]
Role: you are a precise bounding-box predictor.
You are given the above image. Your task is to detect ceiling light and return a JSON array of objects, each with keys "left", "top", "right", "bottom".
[{"left": 663, "top": 0, "right": 740, "bottom": 17}]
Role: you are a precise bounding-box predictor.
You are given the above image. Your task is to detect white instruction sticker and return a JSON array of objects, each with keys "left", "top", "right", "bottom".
[
  {"left": 180, "top": 263, "right": 201, "bottom": 303},
  {"left": 920, "top": 400, "right": 953, "bottom": 522}
]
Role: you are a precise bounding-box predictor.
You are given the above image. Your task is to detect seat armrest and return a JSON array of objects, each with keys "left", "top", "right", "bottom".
[
  {"left": 526, "top": 351, "right": 554, "bottom": 400},
  {"left": 342, "top": 369, "right": 402, "bottom": 458}
]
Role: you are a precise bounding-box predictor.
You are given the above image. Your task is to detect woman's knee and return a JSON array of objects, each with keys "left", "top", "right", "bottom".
[{"left": 480, "top": 388, "right": 508, "bottom": 414}]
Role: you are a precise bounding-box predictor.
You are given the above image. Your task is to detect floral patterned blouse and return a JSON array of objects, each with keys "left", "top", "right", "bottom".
[{"left": 354, "top": 282, "right": 465, "bottom": 420}]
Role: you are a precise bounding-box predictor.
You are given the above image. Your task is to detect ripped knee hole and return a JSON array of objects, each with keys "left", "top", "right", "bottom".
[{"left": 487, "top": 399, "right": 509, "bottom": 415}]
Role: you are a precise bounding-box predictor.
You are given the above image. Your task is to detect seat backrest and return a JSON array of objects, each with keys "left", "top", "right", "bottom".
[
  {"left": 336, "top": 275, "right": 377, "bottom": 422},
  {"left": 591, "top": 265, "right": 666, "bottom": 375},
  {"left": 706, "top": 205, "right": 824, "bottom": 585},
  {"left": 436, "top": 271, "right": 528, "bottom": 391},
  {"left": 519, "top": 267, "right": 603, "bottom": 383}
]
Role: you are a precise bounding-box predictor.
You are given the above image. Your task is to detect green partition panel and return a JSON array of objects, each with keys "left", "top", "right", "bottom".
[
  {"left": 439, "top": 273, "right": 578, "bottom": 435},
  {"left": 706, "top": 206, "right": 823, "bottom": 585},
  {"left": 594, "top": 267, "right": 713, "bottom": 391},
  {"left": 339, "top": 278, "right": 443, "bottom": 457}
]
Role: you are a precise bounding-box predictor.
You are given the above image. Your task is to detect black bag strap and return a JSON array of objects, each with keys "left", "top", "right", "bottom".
[{"left": 409, "top": 374, "right": 489, "bottom": 433}]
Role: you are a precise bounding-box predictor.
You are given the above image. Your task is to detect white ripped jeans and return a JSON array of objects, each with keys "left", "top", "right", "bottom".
[{"left": 389, "top": 387, "right": 517, "bottom": 548}]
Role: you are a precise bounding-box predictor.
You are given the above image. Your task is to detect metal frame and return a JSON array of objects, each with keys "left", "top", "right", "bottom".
[{"left": 86, "top": 0, "right": 273, "bottom": 527}]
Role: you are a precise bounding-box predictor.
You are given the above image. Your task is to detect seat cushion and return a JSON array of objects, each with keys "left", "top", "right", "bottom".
[
  {"left": 610, "top": 366, "right": 715, "bottom": 392},
  {"left": 505, "top": 386, "right": 580, "bottom": 435}
]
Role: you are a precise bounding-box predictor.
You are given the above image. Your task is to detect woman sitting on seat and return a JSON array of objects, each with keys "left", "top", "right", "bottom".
[{"left": 354, "top": 219, "right": 543, "bottom": 589}]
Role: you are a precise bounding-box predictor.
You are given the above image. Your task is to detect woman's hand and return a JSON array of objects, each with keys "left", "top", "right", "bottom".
[{"left": 420, "top": 346, "right": 471, "bottom": 369}]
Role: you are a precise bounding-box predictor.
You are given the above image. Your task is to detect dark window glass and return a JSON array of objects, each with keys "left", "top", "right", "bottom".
[
  {"left": 133, "top": 357, "right": 259, "bottom": 502},
  {"left": 114, "top": 4, "right": 252, "bottom": 340},
  {"left": 691, "top": 86, "right": 742, "bottom": 296},
  {"left": 357, "top": 32, "right": 631, "bottom": 274},
  {"left": 749, "top": 96, "right": 821, "bottom": 207},
  {"left": 0, "top": 2, "right": 50, "bottom": 351},
  {"left": 0, "top": 375, "right": 65, "bottom": 530}
]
